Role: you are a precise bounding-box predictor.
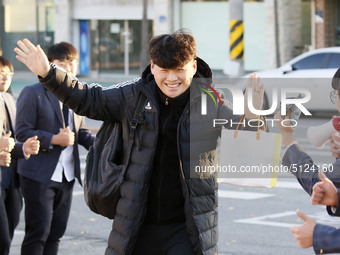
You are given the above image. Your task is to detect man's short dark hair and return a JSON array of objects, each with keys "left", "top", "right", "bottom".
[
  {"left": 47, "top": 42, "right": 79, "bottom": 62},
  {"left": 0, "top": 56, "right": 13, "bottom": 72},
  {"left": 332, "top": 67, "right": 340, "bottom": 95},
  {"left": 149, "top": 30, "right": 197, "bottom": 69}
]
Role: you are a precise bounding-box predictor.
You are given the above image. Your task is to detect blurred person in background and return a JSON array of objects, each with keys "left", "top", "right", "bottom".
[
  {"left": 14, "top": 42, "right": 94, "bottom": 255},
  {"left": 0, "top": 56, "right": 40, "bottom": 255},
  {"left": 275, "top": 67, "right": 340, "bottom": 254}
]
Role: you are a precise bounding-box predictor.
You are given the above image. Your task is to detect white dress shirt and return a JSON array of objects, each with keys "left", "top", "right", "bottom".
[{"left": 51, "top": 103, "right": 75, "bottom": 182}]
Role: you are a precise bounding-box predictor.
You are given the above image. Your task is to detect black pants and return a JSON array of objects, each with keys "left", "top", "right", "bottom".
[
  {"left": 19, "top": 175, "right": 74, "bottom": 255},
  {"left": 132, "top": 222, "right": 193, "bottom": 255},
  {"left": 0, "top": 178, "right": 23, "bottom": 255}
]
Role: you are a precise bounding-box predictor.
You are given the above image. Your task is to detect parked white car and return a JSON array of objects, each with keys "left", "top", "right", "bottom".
[{"left": 221, "top": 47, "right": 340, "bottom": 113}]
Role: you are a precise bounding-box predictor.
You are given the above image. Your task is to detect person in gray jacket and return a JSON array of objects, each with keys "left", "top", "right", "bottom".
[
  {"left": 275, "top": 67, "right": 340, "bottom": 254},
  {"left": 14, "top": 31, "right": 264, "bottom": 255}
]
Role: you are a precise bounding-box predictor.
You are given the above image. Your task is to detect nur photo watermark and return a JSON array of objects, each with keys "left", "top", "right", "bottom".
[{"left": 189, "top": 77, "right": 334, "bottom": 180}]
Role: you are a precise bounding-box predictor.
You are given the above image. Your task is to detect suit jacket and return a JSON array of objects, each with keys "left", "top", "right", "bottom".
[
  {"left": 282, "top": 144, "right": 340, "bottom": 254},
  {"left": 1, "top": 92, "right": 25, "bottom": 190},
  {"left": 15, "top": 83, "right": 94, "bottom": 184},
  {"left": 282, "top": 143, "right": 320, "bottom": 195}
]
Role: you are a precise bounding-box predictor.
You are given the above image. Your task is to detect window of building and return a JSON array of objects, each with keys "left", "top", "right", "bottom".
[
  {"left": 1, "top": 0, "right": 55, "bottom": 70},
  {"left": 90, "top": 19, "right": 153, "bottom": 74}
]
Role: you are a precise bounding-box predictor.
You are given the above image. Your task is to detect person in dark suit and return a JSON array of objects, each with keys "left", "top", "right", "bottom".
[
  {"left": 274, "top": 67, "right": 340, "bottom": 254},
  {"left": 15, "top": 43, "right": 94, "bottom": 255},
  {"left": 0, "top": 56, "right": 40, "bottom": 255}
]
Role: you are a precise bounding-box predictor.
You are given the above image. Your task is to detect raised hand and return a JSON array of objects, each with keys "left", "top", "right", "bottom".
[
  {"left": 23, "top": 136, "right": 40, "bottom": 156},
  {"left": 14, "top": 39, "right": 50, "bottom": 78},
  {"left": 244, "top": 72, "right": 264, "bottom": 119},
  {"left": 0, "top": 131, "right": 15, "bottom": 152},
  {"left": 290, "top": 209, "right": 316, "bottom": 248},
  {"left": 311, "top": 170, "right": 338, "bottom": 206}
]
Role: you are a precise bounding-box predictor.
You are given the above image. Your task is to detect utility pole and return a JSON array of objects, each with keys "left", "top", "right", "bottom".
[
  {"left": 123, "top": 20, "right": 130, "bottom": 76},
  {"left": 140, "top": 0, "right": 149, "bottom": 73},
  {"left": 274, "top": 0, "right": 281, "bottom": 67},
  {"left": 223, "top": 0, "right": 244, "bottom": 77}
]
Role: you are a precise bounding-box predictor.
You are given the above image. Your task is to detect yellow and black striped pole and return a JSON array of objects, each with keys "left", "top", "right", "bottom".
[
  {"left": 223, "top": 0, "right": 244, "bottom": 76},
  {"left": 229, "top": 19, "right": 244, "bottom": 60}
]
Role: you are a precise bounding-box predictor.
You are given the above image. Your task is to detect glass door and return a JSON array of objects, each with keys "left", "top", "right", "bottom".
[{"left": 91, "top": 19, "right": 152, "bottom": 75}]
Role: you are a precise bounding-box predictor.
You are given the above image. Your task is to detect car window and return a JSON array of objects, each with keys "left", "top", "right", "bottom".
[
  {"left": 292, "top": 53, "right": 327, "bottom": 70},
  {"left": 327, "top": 53, "right": 340, "bottom": 68}
]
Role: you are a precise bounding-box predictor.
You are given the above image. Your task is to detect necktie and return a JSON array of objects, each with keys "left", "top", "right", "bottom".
[{"left": 62, "top": 104, "right": 69, "bottom": 127}]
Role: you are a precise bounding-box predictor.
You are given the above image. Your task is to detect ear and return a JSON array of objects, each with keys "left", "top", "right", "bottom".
[
  {"left": 150, "top": 60, "right": 155, "bottom": 75},
  {"left": 192, "top": 59, "right": 197, "bottom": 74}
]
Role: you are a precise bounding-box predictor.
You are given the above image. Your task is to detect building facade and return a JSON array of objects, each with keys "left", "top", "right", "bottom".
[{"left": 0, "top": 0, "right": 339, "bottom": 74}]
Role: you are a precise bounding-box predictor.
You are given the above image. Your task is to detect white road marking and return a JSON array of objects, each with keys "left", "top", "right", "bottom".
[
  {"left": 235, "top": 211, "right": 340, "bottom": 229},
  {"left": 275, "top": 181, "right": 302, "bottom": 189},
  {"left": 235, "top": 211, "right": 298, "bottom": 228},
  {"left": 218, "top": 190, "right": 275, "bottom": 200}
]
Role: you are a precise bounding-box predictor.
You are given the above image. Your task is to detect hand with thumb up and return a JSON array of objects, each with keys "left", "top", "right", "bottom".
[
  {"left": 23, "top": 136, "right": 40, "bottom": 156},
  {"left": 0, "top": 131, "right": 15, "bottom": 152},
  {"left": 290, "top": 209, "right": 316, "bottom": 248},
  {"left": 311, "top": 170, "right": 338, "bottom": 207},
  {"left": 51, "top": 126, "right": 75, "bottom": 147}
]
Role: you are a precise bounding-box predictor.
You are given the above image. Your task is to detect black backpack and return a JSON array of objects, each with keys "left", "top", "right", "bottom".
[{"left": 84, "top": 94, "right": 148, "bottom": 219}]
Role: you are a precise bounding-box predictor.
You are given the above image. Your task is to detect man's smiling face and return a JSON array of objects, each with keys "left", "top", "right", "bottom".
[{"left": 151, "top": 59, "right": 197, "bottom": 98}]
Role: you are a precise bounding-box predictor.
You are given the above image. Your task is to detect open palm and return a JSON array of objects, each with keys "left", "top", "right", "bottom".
[
  {"left": 14, "top": 39, "right": 50, "bottom": 77},
  {"left": 244, "top": 72, "right": 264, "bottom": 119}
]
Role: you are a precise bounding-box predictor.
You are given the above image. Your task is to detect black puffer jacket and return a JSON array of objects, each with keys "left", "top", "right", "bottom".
[{"left": 40, "top": 58, "right": 244, "bottom": 255}]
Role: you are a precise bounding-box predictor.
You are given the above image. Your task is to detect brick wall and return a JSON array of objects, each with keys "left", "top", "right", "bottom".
[{"left": 315, "top": 0, "right": 337, "bottom": 48}]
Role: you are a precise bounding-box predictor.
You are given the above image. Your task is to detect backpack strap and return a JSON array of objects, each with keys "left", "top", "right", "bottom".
[
  {"left": 123, "top": 93, "right": 148, "bottom": 165},
  {"left": 130, "top": 93, "right": 147, "bottom": 131}
]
